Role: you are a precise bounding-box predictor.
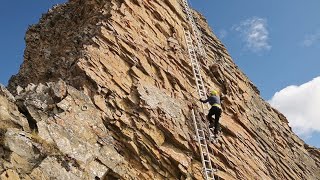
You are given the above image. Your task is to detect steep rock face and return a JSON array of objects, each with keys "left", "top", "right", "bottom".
[{"left": 3, "top": 0, "right": 320, "bottom": 179}]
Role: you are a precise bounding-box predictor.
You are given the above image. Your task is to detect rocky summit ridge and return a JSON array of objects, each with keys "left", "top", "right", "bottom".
[{"left": 1, "top": 0, "right": 320, "bottom": 179}]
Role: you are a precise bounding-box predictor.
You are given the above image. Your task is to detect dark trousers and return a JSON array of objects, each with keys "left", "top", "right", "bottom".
[{"left": 207, "top": 106, "right": 222, "bottom": 135}]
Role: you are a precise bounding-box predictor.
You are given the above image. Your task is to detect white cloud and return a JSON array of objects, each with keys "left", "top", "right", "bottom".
[
  {"left": 233, "top": 17, "right": 271, "bottom": 52},
  {"left": 302, "top": 30, "right": 320, "bottom": 47},
  {"left": 218, "top": 29, "right": 227, "bottom": 39},
  {"left": 268, "top": 77, "right": 320, "bottom": 137}
]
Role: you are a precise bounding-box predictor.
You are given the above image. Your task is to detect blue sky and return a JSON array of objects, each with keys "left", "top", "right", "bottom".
[
  {"left": 0, "top": 1, "right": 319, "bottom": 148},
  {"left": 190, "top": 0, "right": 320, "bottom": 148},
  {"left": 190, "top": 0, "right": 320, "bottom": 98}
]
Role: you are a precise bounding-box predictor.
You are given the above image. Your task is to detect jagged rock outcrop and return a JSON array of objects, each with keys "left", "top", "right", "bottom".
[{"left": 2, "top": 0, "right": 320, "bottom": 179}]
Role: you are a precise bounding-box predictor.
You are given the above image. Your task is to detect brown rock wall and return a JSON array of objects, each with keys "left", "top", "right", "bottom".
[{"left": 2, "top": 0, "right": 319, "bottom": 179}]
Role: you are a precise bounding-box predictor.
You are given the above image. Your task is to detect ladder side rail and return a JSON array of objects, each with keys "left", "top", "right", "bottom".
[
  {"left": 184, "top": 30, "right": 208, "bottom": 111},
  {"left": 185, "top": 30, "right": 215, "bottom": 180},
  {"left": 183, "top": 0, "right": 212, "bottom": 73},
  {"left": 183, "top": 5, "right": 219, "bottom": 180},
  {"left": 191, "top": 110, "right": 207, "bottom": 172},
  {"left": 185, "top": 30, "right": 215, "bottom": 141},
  {"left": 185, "top": 36, "right": 202, "bottom": 92},
  {"left": 192, "top": 110, "right": 215, "bottom": 179},
  {"left": 188, "top": 41, "right": 215, "bottom": 139},
  {"left": 182, "top": 0, "right": 207, "bottom": 57},
  {"left": 184, "top": 27, "right": 208, "bottom": 100}
]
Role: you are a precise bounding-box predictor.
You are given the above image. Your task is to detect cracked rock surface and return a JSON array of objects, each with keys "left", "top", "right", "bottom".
[{"left": 1, "top": 0, "right": 319, "bottom": 179}]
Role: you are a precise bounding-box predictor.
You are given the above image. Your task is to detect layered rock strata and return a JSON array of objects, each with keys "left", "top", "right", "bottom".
[{"left": 1, "top": 0, "right": 319, "bottom": 179}]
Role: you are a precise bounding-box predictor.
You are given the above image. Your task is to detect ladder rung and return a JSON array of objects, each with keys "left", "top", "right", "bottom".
[
  {"left": 203, "top": 153, "right": 209, "bottom": 158},
  {"left": 200, "top": 143, "right": 207, "bottom": 147},
  {"left": 204, "top": 168, "right": 213, "bottom": 172},
  {"left": 199, "top": 136, "right": 206, "bottom": 141},
  {"left": 193, "top": 67, "right": 200, "bottom": 72},
  {"left": 198, "top": 137, "right": 205, "bottom": 140},
  {"left": 184, "top": 2, "right": 213, "bottom": 176},
  {"left": 195, "top": 78, "right": 202, "bottom": 82}
]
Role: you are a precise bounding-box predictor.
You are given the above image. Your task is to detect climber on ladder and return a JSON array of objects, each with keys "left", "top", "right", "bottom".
[{"left": 200, "top": 90, "right": 222, "bottom": 138}]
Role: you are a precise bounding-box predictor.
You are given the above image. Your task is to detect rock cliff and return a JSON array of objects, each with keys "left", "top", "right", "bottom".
[{"left": 1, "top": 0, "right": 320, "bottom": 179}]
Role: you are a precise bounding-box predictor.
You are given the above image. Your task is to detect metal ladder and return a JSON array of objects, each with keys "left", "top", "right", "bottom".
[
  {"left": 184, "top": 29, "right": 216, "bottom": 180},
  {"left": 181, "top": 0, "right": 207, "bottom": 59},
  {"left": 192, "top": 110, "right": 216, "bottom": 180},
  {"left": 184, "top": 30, "right": 207, "bottom": 104},
  {"left": 182, "top": 0, "right": 216, "bottom": 141},
  {"left": 182, "top": 0, "right": 218, "bottom": 179}
]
